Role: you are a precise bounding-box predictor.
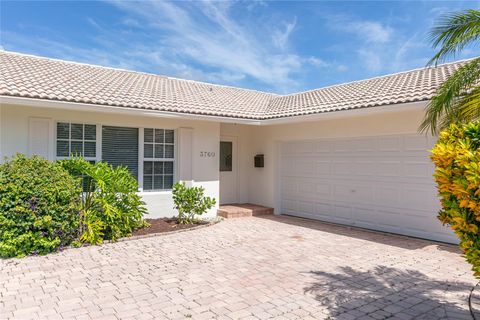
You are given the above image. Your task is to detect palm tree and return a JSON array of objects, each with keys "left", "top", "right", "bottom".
[{"left": 420, "top": 9, "right": 480, "bottom": 134}]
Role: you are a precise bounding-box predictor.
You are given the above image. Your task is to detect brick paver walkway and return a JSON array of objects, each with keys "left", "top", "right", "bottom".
[{"left": 1, "top": 216, "right": 477, "bottom": 320}]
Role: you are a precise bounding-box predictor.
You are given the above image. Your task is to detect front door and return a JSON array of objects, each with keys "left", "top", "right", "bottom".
[{"left": 219, "top": 136, "right": 237, "bottom": 204}]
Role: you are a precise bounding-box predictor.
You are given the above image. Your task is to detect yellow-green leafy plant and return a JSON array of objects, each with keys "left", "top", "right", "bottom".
[
  {"left": 172, "top": 182, "right": 216, "bottom": 224},
  {"left": 431, "top": 122, "right": 480, "bottom": 277},
  {"left": 60, "top": 157, "right": 147, "bottom": 244}
]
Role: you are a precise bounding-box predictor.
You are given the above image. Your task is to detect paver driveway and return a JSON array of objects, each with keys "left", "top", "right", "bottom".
[{"left": 1, "top": 216, "right": 477, "bottom": 320}]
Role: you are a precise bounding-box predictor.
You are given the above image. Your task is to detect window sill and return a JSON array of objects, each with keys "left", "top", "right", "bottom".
[{"left": 138, "top": 190, "right": 172, "bottom": 195}]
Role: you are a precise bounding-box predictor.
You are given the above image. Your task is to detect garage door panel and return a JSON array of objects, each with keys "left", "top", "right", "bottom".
[
  {"left": 282, "top": 199, "right": 297, "bottom": 212},
  {"left": 316, "top": 202, "right": 333, "bottom": 215},
  {"left": 355, "top": 138, "right": 376, "bottom": 152},
  {"left": 333, "top": 161, "right": 353, "bottom": 175},
  {"left": 298, "top": 201, "right": 315, "bottom": 215},
  {"left": 279, "top": 134, "right": 457, "bottom": 243},
  {"left": 404, "top": 135, "right": 432, "bottom": 151},
  {"left": 316, "top": 161, "right": 331, "bottom": 175},
  {"left": 374, "top": 186, "right": 400, "bottom": 206},
  {"left": 298, "top": 180, "right": 316, "bottom": 195},
  {"left": 316, "top": 141, "right": 332, "bottom": 153},
  {"left": 401, "top": 187, "right": 438, "bottom": 210},
  {"left": 354, "top": 207, "right": 379, "bottom": 227},
  {"left": 378, "top": 136, "right": 401, "bottom": 151},
  {"left": 353, "top": 161, "right": 376, "bottom": 176},
  {"left": 280, "top": 177, "right": 297, "bottom": 194},
  {"left": 330, "top": 205, "right": 351, "bottom": 223},
  {"left": 333, "top": 184, "right": 374, "bottom": 204},
  {"left": 374, "top": 161, "right": 402, "bottom": 176},
  {"left": 403, "top": 161, "right": 432, "bottom": 178},
  {"left": 285, "top": 141, "right": 315, "bottom": 154}
]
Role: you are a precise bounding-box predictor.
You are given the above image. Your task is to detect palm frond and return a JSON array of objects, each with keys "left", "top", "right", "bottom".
[
  {"left": 428, "top": 9, "right": 480, "bottom": 66},
  {"left": 457, "top": 86, "right": 480, "bottom": 122},
  {"left": 420, "top": 58, "right": 480, "bottom": 134}
]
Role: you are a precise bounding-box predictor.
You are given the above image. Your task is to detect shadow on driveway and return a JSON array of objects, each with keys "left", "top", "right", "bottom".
[
  {"left": 304, "top": 265, "right": 473, "bottom": 319},
  {"left": 256, "top": 214, "right": 460, "bottom": 253}
]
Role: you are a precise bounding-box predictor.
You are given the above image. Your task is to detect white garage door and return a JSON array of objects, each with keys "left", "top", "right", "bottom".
[{"left": 279, "top": 134, "right": 457, "bottom": 243}]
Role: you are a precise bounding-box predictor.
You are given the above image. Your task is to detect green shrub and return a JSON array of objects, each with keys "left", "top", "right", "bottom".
[
  {"left": 431, "top": 122, "right": 480, "bottom": 277},
  {"left": 172, "top": 182, "right": 216, "bottom": 224},
  {"left": 60, "top": 158, "right": 147, "bottom": 244},
  {"left": 0, "top": 154, "right": 81, "bottom": 257}
]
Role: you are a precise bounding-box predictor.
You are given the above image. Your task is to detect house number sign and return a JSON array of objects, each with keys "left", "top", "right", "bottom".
[{"left": 200, "top": 151, "right": 215, "bottom": 157}]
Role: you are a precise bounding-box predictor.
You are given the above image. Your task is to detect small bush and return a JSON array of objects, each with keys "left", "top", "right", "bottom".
[
  {"left": 0, "top": 154, "right": 81, "bottom": 257},
  {"left": 172, "top": 182, "right": 216, "bottom": 224},
  {"left": 431, "top": 122, "right": 480, "bottom": 277},
  {"left": 60, "top": 158, "right": 147, "bottom": 244}
]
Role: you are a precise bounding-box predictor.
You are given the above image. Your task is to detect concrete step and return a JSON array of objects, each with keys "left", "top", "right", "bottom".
[{"left": 217, "top": 204, "right": 274, "bottom": 219}]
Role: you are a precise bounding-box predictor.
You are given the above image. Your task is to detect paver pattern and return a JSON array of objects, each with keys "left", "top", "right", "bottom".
[{"left": 0, "top": 216, "right": 476, "bottom": 320}]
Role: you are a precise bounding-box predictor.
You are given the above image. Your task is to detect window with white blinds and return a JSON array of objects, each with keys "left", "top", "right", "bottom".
[
  {"left": 102, "top": 126, "right": 139, "bottom": 178},
  {"left": 143, "top": 128, "right": 175, "bottom": 191},
  {"left": 56, "top": 122, "right": 97, "bottom": 161},
  {"left": 56, "top": 123, "right": 176, "bottom": 191}
]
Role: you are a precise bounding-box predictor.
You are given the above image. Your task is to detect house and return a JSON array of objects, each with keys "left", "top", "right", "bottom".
[{"left": 0, "top": 51, "right": 467, "bottom": 243}]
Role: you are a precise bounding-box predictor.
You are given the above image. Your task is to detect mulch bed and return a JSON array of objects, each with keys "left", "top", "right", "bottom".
[{"left": 132, "top": 218, "right": 208, "bottom": 236}]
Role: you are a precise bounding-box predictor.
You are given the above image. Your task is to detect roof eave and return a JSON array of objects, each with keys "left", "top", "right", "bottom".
[
  {"left": 0, "top": 95, "right": 264, "bottom": 125},
  {"left": 0, "top": 95, "right": 428, "bottom": 126}
]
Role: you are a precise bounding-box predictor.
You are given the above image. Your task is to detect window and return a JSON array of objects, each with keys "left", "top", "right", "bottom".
[
  {"left": 102, "top": 126, "right": 139, "bottom": 178},
  {"left": 56, "top": 122, "right": 97, "bottom": 160},
  {"left": 143, "top": 129, "right": 175, "bottom": 191},
  {"left": 56, "top": 123, "right": 176, "bottom": 191},
  {"left": 220, "top": 141, "right": 232, "bottom": 171}
]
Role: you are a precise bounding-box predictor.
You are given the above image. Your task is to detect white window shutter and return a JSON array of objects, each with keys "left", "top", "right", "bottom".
[
  {"left": 178, "top": 127, "right": 193, "bottom": 182},
  {"left": 28, "top": 118, "right": 52, "bottom": 160}
]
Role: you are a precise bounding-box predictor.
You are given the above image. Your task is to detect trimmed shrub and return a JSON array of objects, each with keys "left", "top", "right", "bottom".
[
  {"left": 60, "top": 158, "right": 147, "bottom": 244},
  {"left": 0, "top": 154, "right": 81, "bottom": 257},
  {"left": 431, "top": 122, "right": 480, "bottom": 277},
  {"left": 172, "top": 182, "right": 216, "bottom": 224}
]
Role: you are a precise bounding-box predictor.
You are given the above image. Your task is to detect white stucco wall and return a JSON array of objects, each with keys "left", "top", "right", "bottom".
[
  {"left": 2, "top": 100, "right": 432, "bottom": 220},
  {"left": 220, "top": 102, "right": 431, "bottom": 213},
  {"left": 1, "top": 103, "right": 221, "bottom": 219}
]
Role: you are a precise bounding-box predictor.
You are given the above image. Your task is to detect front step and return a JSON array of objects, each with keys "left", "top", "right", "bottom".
[{"left": 217, "top": 204, "right": 274, "bottom": 219}]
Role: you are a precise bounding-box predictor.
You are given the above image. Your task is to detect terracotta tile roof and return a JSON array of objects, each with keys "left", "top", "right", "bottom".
[
  {"left": 265, "top": 60, "right": 467, "bottom": 119},
  {"left": 0, "top": 51, "right": 472, "bottom": 120}
]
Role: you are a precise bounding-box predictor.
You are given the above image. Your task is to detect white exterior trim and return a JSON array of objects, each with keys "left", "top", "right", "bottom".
[
  {"left": 260, "top": 101, "right": 427, "bottom": 125},
  {"left": 0, "top": 96, "right": 263, "bottom": 125},
  {"left": 0, "top": 95, "right": 428, "bottom": 126}
]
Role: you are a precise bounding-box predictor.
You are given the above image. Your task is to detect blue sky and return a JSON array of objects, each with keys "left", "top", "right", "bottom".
[{"left": 1, "top": 1, "right": 478, "bottom": 94}]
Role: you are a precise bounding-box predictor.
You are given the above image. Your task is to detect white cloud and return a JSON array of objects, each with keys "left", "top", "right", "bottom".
[
  {"left": 324, "top": 13, "right": 429, "bottom": 75},
  {"left": 350, "top": 21, "right": 392, "bottom": 44},
  {"left": 100, "top": 0, "right": 318, "bottom": 92},
  {"left": 245, "top": 0, "right": 268, "bottom": 12},
  {"left": 357, "top": 49, "right": 382, "bottom": 73},
  {"left": 121, "top": 18, "right": 141, "bottom": 28},
  {"left": 330, "top": 15, "right": 393, "bottom": 44},
  {"left": 307, "top": 56, "right": 329, "bottom": 68},
  {"left": 272, "top": 17, "right": 297, "bottom": 50}
]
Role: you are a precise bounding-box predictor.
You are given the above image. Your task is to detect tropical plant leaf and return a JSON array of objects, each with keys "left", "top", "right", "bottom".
[
  {"left": 428, "top": 9, "right": 480, "bottom": 66},
  {"left": 420, "top": 57, "right": 480, "bottom": 134}
]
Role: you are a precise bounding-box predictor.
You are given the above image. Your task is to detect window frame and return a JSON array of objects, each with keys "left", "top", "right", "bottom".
[
  {"left": 55, "top": 122, "right": 177, "bottom": 193},
  {"left": 55, "top": 122, "right": 101, "bottom": 162},
  {"left": 219, "top": 141, "right": 233, "bottom": 172},
  {"left": 140, "top": 128, "right": 176, "bottom": 192}
]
